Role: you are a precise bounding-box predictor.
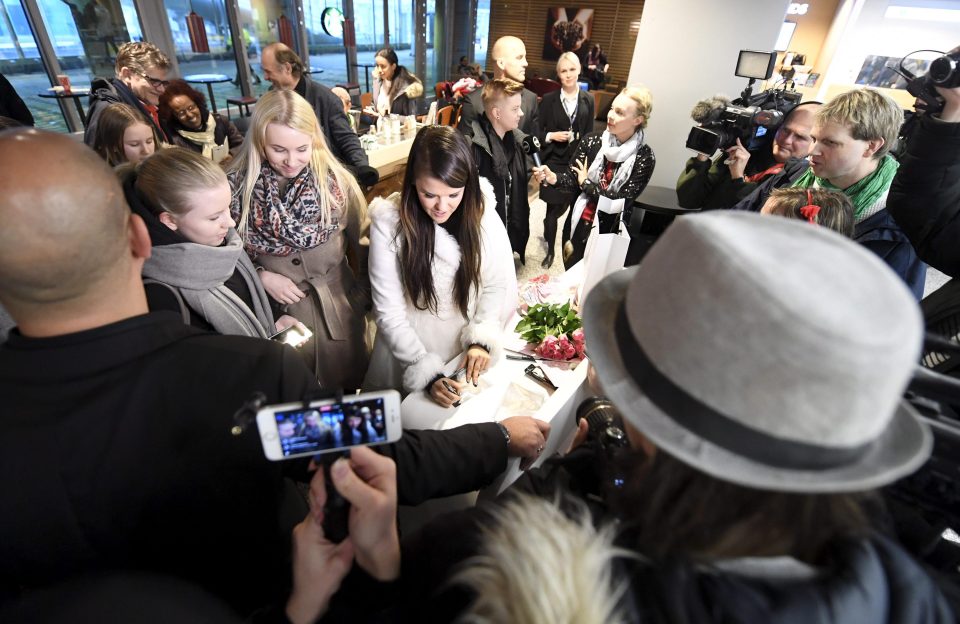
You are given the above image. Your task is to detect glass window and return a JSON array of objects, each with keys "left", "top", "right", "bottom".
[
  {"left": 475, "top": 0, "right": 489, "bottom": 70},
  {"left": 302, "top": 0, "right": 347, "bottom": 86},
  {"left": 236, "top": 0, "right": 299, "bottom": 97},
  {"left": 0, "top": 0, "right": 62, "bottom": 130},
  {"left": 352, "top": 0, "right": 383, "bottom": 92}
]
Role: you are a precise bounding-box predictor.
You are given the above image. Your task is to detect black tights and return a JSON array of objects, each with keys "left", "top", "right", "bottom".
[{"left": 543, "top": 202, "right": 570, "bottom": 254}]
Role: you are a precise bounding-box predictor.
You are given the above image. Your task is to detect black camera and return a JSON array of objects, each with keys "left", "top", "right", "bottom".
[
  {"left": 686, "top": 50, "right": 801, "bottom": 155},
  {"left": 576, "top": 397, "right": 629, "bottom": 452}
]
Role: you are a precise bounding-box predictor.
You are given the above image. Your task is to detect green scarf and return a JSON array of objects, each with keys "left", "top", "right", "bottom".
[{"left": 791, "top": 155, "right": 899, "bottom": 218}]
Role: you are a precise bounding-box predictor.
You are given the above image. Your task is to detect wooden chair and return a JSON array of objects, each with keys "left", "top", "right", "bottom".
[
  {"left": 225, "top": 95, "right": 257, "bottom": 120},
  {"left": 454, "top": 106, "right": 462, "bottom": 128},
  {"left": 360, "top": 92, "right": 373, "bottom": 110},
  {"left": 436, "top": 105, "right": 454, "bottom": 126}
]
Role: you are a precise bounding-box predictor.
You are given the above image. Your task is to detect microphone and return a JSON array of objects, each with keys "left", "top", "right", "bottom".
[
  {"left": 690, "top": 95, "right": 731, "bottom": 124},
  {"left": 522, "top": 135, "right": 543, "bottom": 168}
]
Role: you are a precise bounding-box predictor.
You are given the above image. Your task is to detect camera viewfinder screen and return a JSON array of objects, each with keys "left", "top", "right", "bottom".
[{"left": 275, "top": 397, "right": 389, "bottom": 456}]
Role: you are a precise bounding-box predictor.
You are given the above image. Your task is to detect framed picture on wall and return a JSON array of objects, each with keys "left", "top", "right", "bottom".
[
  {"left": 855, "top": 55, "right": 931, "bottom": 90},
  {"left": 543, "top": 8, "right": 595, "bottom": 61}
]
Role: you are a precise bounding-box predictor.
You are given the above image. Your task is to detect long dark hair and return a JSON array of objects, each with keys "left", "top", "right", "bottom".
[
  {"left": 398, "top": 126, "right": 483, "bottom": 316},
  {"left": 376, "top": 47, "right": 421, "bottom": 99},
  {"left": 608, "top": 450, "right": 872, "bottom": 565}
]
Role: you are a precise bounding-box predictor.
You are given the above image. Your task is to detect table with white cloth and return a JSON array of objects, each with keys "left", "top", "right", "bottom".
[{"left": 400, "top": 263, "right": 592, "bottom": 497}]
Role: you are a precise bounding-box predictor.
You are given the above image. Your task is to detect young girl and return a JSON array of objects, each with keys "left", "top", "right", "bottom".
[
  {"left": 227, "top": 89, "right": 369, "bottom": 390},
  {"left": 536, "top": 86, "right": 656, "bottom": 268},
  {"left": 369, "top": 47, "right": 423, "bottom": 117},
  {"left": 761, "top": 187, "right": 855, "bottom": 238},
  {"left": 363, "top": 126, "right": 516, "bottom": 407},
  {"left": 92, "top": 102, "right": 157, "bottom": 166},
  {"left": 122, "top": 147, "right": 300, "bottom": 337}
]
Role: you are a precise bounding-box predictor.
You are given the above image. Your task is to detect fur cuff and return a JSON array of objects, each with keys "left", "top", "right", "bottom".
[
  {"left": 403, "top": 352, "right": 446, "bottom": 394},
  {"left": 461, "top": 321, "right": 503, "bottom": 363},
  {"left": 405, "top": 81, "right": 424, "bottom": 99}
]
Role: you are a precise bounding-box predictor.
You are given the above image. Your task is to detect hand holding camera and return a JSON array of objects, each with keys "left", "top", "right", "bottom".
[{"left": 725, "top": 138, "right": 751, "bottom": 180}]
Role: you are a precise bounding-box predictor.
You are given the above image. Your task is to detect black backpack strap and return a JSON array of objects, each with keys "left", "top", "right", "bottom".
[{"left": 143, "top": 279, "right": 191, "bottom": 325}]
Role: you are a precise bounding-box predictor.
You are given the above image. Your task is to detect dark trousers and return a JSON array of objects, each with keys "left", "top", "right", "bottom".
[{"left": 543, "top": 202, "right": 569, "bottom": 252}]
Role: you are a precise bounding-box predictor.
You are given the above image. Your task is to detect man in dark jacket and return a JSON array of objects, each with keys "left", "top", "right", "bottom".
[
  {"left": 730, "top": 88, "right": 926, "bottom": 299},
  {"left": 0, "top": 130, "right": 546, "bottom": 616},
  {"left": 467, "top": 78, "right": 532, "bottom": 263},
  {"left": 260, "top": 43, "right": 373, "bottom": 184},
  {"left": 84, "top": 41, "right": 171, "bottom": 145},
  {"left": 458, "top": 36, "right": 539, "bottom": 140},
  {"left": 886, "top": 82, "right": 960, "bottom": 278}
]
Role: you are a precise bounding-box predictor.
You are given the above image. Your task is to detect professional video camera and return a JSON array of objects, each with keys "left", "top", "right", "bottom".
[
  {"left": 686, "top": 50, "right": 802, "bottom": 155},
  {"left": 891, "top": 46, "right": 960, "bottom": 153}
]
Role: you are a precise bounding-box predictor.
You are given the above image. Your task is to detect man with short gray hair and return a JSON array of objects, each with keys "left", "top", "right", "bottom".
[
  {"left": 731, "top": 88, "right": 925, "bottom": 299},
  {"left": 84, "top": 41, "right": 171, "bottom": 145}
]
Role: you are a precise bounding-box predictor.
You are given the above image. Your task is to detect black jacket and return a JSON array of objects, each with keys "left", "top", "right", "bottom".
[
  {"left": 732, "top": 159, "right": 927, "bottom": 300},
  {"left": 552, "top": 132, "right": 656, "bottom": 207},
  {"left": 676, "top": 149, "right": 780, "bottom": 210},
  {"left": 293, "top": 75, "right": 367, "bottom": 171},
  {"left": 162, "top": 111, "right": 244, "bottom": 157},
  {"left": 887, "top": 113, "right": 960, "bottom": 278},
  {"left": 0, "top": 73, "right": 33, "bottom": 126},
  {"left": 468, "top": 116, "right": 531, "bottom": 260},
  {"left": 84, "top": 77, "right": 165, "bottom": 146},
  {"left": 537, "top": 88, "right": 594, "bottom": 205},
  {"left": 0, "top": 314, "right": 509, "bottom": 615}
]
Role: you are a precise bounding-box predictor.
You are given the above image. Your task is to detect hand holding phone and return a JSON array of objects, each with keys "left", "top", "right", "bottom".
[
  {"left": 270, "top": 323, "right": 314, "bottom": 349},
  {"left": 257, "top": 390, "right": 402, "bottom": 460}
]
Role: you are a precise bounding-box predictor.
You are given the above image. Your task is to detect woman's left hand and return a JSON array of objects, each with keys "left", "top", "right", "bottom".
[
  {"left": 460, "top": 345, "right": 491, "bottom": 386},
  {"left": 572, "top": 157, "right": 589, "bottom": 187}
]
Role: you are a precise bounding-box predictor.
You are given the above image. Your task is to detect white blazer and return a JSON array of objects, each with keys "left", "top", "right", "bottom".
[{"left": 363, "top": 177, "right": 517, "bottom": 394}]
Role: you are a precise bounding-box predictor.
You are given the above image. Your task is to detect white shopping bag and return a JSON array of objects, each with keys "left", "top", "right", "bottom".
[{"left": 577, "top": 220, "right": 631, "bottom": 306}]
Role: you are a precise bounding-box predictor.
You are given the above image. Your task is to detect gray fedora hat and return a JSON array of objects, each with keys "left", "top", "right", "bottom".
[{"left": 583, "top": 211, "right": 932, "bottom": 493}]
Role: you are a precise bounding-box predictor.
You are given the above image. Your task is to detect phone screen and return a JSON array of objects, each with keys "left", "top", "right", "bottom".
[
  {"left": 271, "top": 325, "right": 313, "bottom": 349},
  {"left": 273, "top": 397, "right": 390, "bottom": 457}
]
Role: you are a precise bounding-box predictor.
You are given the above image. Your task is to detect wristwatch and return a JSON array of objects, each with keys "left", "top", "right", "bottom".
[{"left": 495, "top": 421, "right": 511, "bottom": 448}]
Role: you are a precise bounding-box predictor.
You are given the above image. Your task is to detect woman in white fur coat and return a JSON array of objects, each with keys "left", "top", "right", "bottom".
[{"left": 363, "top": 125, "right": 517, "bottom": 406}]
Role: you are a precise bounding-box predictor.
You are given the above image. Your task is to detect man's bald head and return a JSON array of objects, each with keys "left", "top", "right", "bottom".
[
  {"left": 0, "top": 130, "right": 133, "bottom": 314},
  {"left": 491, "top": 36, "right": 527, "bottom": 82},
  {"left": 331, "top": 87, "right": 351, "bottom": 114}
]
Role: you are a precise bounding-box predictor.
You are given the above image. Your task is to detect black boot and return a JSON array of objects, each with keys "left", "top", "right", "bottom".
[{"left": 541, "top": 251, "right": 555, "bottom": 268}]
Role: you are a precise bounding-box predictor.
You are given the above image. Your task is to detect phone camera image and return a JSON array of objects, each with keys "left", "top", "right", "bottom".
[{"left": 275, "top": 397, "right": 389, "bottom": 457}]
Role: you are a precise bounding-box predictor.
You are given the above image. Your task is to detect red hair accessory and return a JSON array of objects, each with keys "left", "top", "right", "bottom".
[{"left": 799, "top": 189, "right": 820, "bottom": 224}]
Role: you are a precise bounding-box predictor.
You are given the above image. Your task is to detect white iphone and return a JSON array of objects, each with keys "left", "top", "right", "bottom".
[{"left": 256, "top": 390, "right": 402, "bottom": 461}]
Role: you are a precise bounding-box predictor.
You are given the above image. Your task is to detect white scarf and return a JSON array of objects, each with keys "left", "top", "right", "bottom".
[
  {"left": 570, "top": 129, "right": 644, "bottom": 225},
  {"left": 178, "top": 113, "right": 229, "bottom": 163}
]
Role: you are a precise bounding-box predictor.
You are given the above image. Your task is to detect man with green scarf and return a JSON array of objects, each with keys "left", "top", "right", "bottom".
[{"left": 731, "top": 89, "right": 925, "bottom": 300}]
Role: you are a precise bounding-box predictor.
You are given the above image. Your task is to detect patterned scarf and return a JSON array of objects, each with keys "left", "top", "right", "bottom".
[
  {"left": 791, "top": 155, "right": 900, "bottom": 219},
  {"left": 233, "top": 163, "right": 342, "bottom": 257}
]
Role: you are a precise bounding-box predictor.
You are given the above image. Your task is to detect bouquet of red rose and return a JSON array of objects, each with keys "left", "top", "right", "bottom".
[{"left": 514, "top": 302, "right": 586, "bottom": 361}]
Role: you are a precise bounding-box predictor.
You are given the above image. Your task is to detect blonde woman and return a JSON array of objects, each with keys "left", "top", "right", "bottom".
[
  {"left": 537, "top": 86, "right": 656, "bottom": 268},
  {"left": 121, "top": 147, "right": 301, "bottom": 338},
  {"left": 227, "top": 89, "right": 369, "bottom": 389}
]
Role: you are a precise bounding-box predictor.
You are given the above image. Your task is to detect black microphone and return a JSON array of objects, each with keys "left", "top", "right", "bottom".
[{"left": 522, "top": 135, "right": 542, "bottom": 168}]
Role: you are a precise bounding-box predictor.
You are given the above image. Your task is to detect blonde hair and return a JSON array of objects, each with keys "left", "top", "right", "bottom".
[
  {"left": 115, "top": 41, "right": 171, "bottom": 76},
  {"left": 816, "top": 88, "right": 902, "bottom": 160},
  {"left": 556, "top": 51, "right": 581, "bottom": 73},
  {"left": 621, "top": 85, "right": 653, "bottom": 129},
  {"left": 92, "top": 102, "right": 157, "bottom": 166},
  {"left": 124, "top": 147, "right": 227, "bottom": 218},
  {"left": 481, "top": 77, "right": 524, "bottom": 110},
  {"left": 226, "top": 89, "right": 364, "bottom": 236}
]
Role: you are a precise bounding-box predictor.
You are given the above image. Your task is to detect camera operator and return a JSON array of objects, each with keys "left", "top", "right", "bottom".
[
  {"left": 676, "top": 100, "right": 819, "bottom": 210},
  {"left": 393, "top": 211, "right": 955, "bottom": 623},
  {"left": 886, "top": 58, "right": 960, "bottom": 279}
]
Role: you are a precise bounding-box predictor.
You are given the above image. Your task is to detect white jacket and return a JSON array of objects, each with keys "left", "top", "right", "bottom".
[{"left": 363, "top": 177, "right": 517, "bottom": 394}]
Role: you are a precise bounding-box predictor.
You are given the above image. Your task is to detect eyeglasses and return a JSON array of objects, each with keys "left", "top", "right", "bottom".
[
  {"left": 138, "top": 71, "right": 170, "bottom": 89},
  {"left": 174, "top": 104, "right": 200, "bottom": 119}
]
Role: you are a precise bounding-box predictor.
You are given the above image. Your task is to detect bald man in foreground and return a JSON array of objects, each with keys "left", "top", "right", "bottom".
[
  {"left": 459, "top": 36, "right": 540, "bottom": 138},
  {"left": 0, "top": 131, "right": 549, "bottom": 617}
]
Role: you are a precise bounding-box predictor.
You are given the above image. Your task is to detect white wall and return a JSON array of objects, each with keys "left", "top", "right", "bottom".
[
  {"left": 626, "top": 0, "right": 791, "bottom": 189},
  {"left": 819, "top": 0, "right": 960, "bottom": 93}
]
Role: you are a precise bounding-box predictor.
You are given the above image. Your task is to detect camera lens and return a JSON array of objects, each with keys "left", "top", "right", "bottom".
[{"left": 929, "top": 54, "right": 960, "bottom": 88}]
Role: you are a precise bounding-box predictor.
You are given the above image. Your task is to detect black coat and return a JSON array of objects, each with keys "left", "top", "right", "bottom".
[
  {"left": 468, "top": 116, "right": 531, "bottom": 260},
  {"left": 536, "top": 88, "right": 594, "bottom": 204},
  {"left": 0, "top": 314, "right": 509, "bottom": 615},
  {"left": 887, "top": 112, "right": 960, "bottom": 278},
  {"left": 293, "top": 75, "right": 367, "bottom": 171},
  {"left": 84, "top": 77, "right": 166, "bottom": 146},
  {"left": 0, "top": 73, "right": 33, "bottom": 126},
  {"left": 552, "top": 132, "right": 656, "bottom": 209}
]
